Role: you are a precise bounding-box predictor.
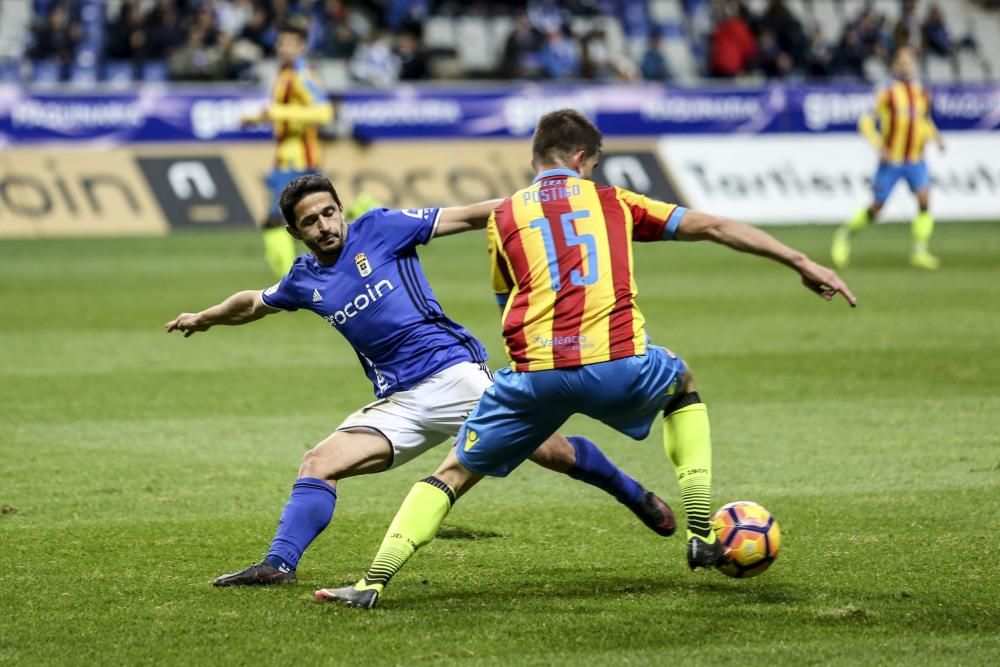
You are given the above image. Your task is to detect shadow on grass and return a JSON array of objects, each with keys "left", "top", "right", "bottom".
[
  {"left": 436, "top": 525, "right": 505, "bottom": 541},
  {"left": 380, "top": 568, "right": 805, "bottom": 609}
]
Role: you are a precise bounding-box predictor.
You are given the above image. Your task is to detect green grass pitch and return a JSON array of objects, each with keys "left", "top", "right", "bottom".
[{"left": 1, "top": 223, "right": 998, "bottom": 666}]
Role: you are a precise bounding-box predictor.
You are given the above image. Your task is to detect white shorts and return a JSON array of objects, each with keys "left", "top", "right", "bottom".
[{"left": 336, "top": 361, "right": 493, "bottom": 469}]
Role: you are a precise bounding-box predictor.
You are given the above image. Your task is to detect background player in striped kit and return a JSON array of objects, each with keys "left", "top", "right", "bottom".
[
  {"left": 241, "top": 19, "right": 332, "bottom": 278},
  {"left": 317, "top": 109, "right": 856, "bottom": 609},
  {"left": 832, "top": 45, "right": 946, "bottom": 270}
]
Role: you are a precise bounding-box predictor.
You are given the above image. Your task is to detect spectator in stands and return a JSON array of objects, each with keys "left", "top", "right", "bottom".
[
  {"left": 395, "top": 29, "right": 429, "bottom": 80},
  {"left": 708, "top": 1, "right": 756, "bottom": 78},
  {"left": 216, "top": 0, "right": 255, "bottom": 39},
  {"left": 324, "top": 22, "right": 359, "bottom": 59},
  {"left": 854, "top": 5, "right": 891, "bottom": 61},
  {"left": 528, "top": 0, "right": 570, "bottom": 36},
  {"left": 757, "top": 0, "right": 805, "bottom": 71},
  {"left": 104, "top": 0, "right": 146, "bottom": 66},
  {"left": 147, "top": 1, "right": 187, "bottom": 62},
  {"left": 580, "top": 28, "right": 635, "bottom": 81},
  {"left": 894, "top": 0, "right": 921, "bottom": 50},
  {"left": 805, "top": 26, "right": 835, "bottom": 79},
  {"left": 240, "top": 4, "right": 277, "bottom": 56},
  {"left": 169, "top": 24, "right": 227, "bottom": 81},
  {"left": 350, "top": 30, "right": 400, "bottom": 87},
  {"left": 500, "top": 12, "right": 543, "bottom": 79},
  {"left": 323, "top": 0, "right": 359, "bottom": 59},
  {"left": 733, "top": 0, "right": 759, "bottom": 35},
  {"left": 757, "top": 30, "right": 793, "bottom": 79},
  {"left": 192, "top": 6, "right": 224, "bottom": 50},
  {"left": 538, "top": 27, "right": 581, "bottom": 79},
  {"left": 922, "top": 4, "right": 954, "bottom": 57},
  {"left": 387, "top": 0, "right": 430, "bottom": 31},
  {"left": 29, "top": 4, "right": 82, "bottom": 81},
  {"left": 834, "top": 24, "right": 867, "bottom": 80},
  {"left": 639, "top": 30, "right": 671, "bottom": 81}
]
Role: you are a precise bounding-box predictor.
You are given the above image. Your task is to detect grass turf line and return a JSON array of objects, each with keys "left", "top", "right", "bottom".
[{"left": 1, "top": 223, "right": 998, "bottom": 666}]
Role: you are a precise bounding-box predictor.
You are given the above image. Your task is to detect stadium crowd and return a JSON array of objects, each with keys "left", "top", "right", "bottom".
[
  {"left": 706, "top": 0, "right": 978, "bottom": 79},
  {"left": 22, "top": 0, "right": 986, "bottom": 84}
]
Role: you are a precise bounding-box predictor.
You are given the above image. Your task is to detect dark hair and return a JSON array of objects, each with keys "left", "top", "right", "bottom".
[
  {"left": 279, "top": 174, "right": 342, "bottom": 227},
  {"left": 531, "top": 109, "right": 603, "bottom": 165},
  {"left": 279, "top": 17, "right": 309, "bottom": 41}
]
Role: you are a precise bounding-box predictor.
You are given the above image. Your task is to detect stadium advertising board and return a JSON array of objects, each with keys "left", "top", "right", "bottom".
[
  {"left": 1, "top": 133, "right": 996, "bottom": 237},
  {"left": 1, "top": 83, "right": 997, "bottom": 143},
  {"left": 658, "top": 131, "right": 1000, "bottom": 223},
  {"left": 0, "top": 148, "right": 165, "bottom": 236}
]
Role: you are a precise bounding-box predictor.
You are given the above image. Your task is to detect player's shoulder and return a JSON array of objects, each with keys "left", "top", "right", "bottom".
[
  {"left": 606, "top": 183, "right": 645, "bottom": 203},
  {"left": 355, "top": 207, "right": 425, "bottom": 225},
  {"left": 281, "top": 254, "right": 314, "bottom": 281},
  {"left": 346, "top": 207, "right": 386, "bottom": 237},
  {"left": 352, "top": 207, "right": 436, "bottom": 233},
  {"left": 292, "top": 59, "right": 325, "bottom": 95},
  {"left": 293, "top": 58, "right": 318, "bottom": 78}
]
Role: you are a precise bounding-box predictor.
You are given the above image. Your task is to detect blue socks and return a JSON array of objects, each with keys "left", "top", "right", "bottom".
[
  {"left": 565, "top": 436, "right": 645, "bottom": 507},
  {"left": 265, "top": 477, "right": 337, "bottom": 571}
]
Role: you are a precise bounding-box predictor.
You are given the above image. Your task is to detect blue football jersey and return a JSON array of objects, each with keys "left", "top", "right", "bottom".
[{"left": 261, "top": 207, "right": 488, "bottom": 397}]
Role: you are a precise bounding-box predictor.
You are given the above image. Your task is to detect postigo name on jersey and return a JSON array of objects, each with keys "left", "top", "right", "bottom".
[
  {"left": 323, "top": 280, "right": 394, "bottom": 327},
  {"left": 522, "top": 183, "right": 581, "bottom": 204},
  {"left": 533, "top": 334, "right": 594, "bottom": 350}
]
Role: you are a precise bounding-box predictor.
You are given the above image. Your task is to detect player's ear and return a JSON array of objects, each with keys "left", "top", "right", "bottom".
[
  {"left": 285, "top": 224, "right": 302, "bottom": 240},
  {"left": 569, "top": 149, "right": 586, "bottom": 171}
]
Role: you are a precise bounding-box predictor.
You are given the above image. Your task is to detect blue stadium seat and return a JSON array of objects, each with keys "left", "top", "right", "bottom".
[
  {"left": 104, "top": 60, "right": 134, "bottom": 85},
  {"left": 30, "top": 59, "right": 60, "bottom": 84},
  {"left": 143, "top": 60, "right": 169, "bottom": 82},
  {"left": 0, "top": 59, "right": 19, "bottom": 82},
  {"left": 71, "top": 62, "right": 99, "bottom": 87}
]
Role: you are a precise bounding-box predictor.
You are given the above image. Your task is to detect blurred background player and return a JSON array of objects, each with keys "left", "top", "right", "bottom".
[
  {"left": 832, "top": 45, "right": 946, "bottom": 271},
  {"left": 241, "top": 18, "right": 332, "bottom": 278}
]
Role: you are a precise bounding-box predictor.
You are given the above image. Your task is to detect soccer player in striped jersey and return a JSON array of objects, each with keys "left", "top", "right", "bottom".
[
  {"left": 317, "top": 109, "right": 856, "bottom": 609},
  {"left": 832, "top": 45, "right": 946, "bottom": 270},
  {"left": 242, "top": 19, "right": 333, "bottom": 278},
  {"left": 166, "top": 174, "right": 676, "bottom": 587}
]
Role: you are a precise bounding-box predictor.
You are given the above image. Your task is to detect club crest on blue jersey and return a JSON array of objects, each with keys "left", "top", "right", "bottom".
[{"left": 355, "top": 252, "right": 372, "bottom": 277}]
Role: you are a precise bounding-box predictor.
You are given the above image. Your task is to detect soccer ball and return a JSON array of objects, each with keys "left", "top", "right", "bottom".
[{"left": 711, "top": 501, "right": 781, "bottom": 578}]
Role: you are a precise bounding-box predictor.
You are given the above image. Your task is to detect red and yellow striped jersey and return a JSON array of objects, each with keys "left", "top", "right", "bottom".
[
  {"left": 859, "top": 79, "right": 938, "bottom": 164},
  {"left": 487, "top": 168, "right": 687, "bottom": 372},
  {"left": 269, "top": 60, "right": 333, "bottom": 170}
]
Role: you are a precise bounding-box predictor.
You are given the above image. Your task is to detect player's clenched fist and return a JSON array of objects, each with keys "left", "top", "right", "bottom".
[{"left": 165, "top": 313, "right": 209, "bottom": 337}]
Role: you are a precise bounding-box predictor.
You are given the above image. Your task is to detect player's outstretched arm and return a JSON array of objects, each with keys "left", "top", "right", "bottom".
[
  {"left": 165, "top": 290, "right": 281, "bottom": 337},
  {"left": 675, "top": 211, "right": 858, "bottom": 307},
  {"left": 433, "top": 198, "right": 505, "bottom": 237}
]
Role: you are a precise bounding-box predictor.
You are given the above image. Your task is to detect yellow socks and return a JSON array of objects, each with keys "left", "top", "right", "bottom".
[
  {"left": 832, "top": 208, "right": 871, "bottom": 268},
  {"left": 663, "top": 402, "right": 714, "bottom": 541},
  {"left": 355, "top": 477, "right": 455, "bottom": 593},
  {"left": 263, "top": 226, "right": 296, "bottom": 279},
  {"left": 910, "top": 210, "right": 940, "bottom": 269},
  {"left": 912, "top": 210, "right": 934, "bottom": 254},
  {"left": 846, "top": 207, "right": 872, "bottom": 233}
]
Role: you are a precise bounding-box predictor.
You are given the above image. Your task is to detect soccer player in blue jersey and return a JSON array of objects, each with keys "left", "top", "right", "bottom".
[{"left": 165, "top": 174, "right": 677, "bottom": 586}]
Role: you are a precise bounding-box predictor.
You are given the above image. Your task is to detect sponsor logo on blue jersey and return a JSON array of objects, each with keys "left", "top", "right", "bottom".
[{"left": 322, "top": 280, "right": 395, "bottom": 327}]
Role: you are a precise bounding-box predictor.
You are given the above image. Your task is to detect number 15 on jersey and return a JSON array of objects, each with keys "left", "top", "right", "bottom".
[{"left": 529, "top": 211, "right": 598, "bottom": 292}]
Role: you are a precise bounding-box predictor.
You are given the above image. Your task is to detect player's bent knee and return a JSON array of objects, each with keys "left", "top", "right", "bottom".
[
  {"left": 297, "top": 432, "right": 392, "bottom": 481},
  {"left": 663, "top": 391, "right": 703, "bottom": 417},
  {"left": 298, "top": 445, "right": 336, "bottom": 479}
]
